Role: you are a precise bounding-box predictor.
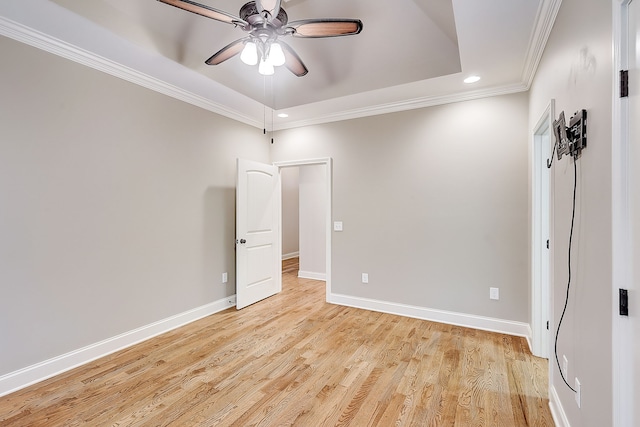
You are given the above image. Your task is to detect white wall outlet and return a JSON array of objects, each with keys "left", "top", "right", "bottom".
[
  {"left": 563, "top": 355, "right": 568, "bottom": 378},
  {"left": 361, "top": 273, "right": 369, "bottom": 283},
  {"left": 575, "top": 377, "right": 581, "bottom": 408},
  {"left": 334, "top": 221, "right": 343, "bottom": 232},
  {"left": 222, "top": 272, "right": 228, "bottom": 283},
  {"left": 490, "top": 287, "right": 500, "bottom": 300}
]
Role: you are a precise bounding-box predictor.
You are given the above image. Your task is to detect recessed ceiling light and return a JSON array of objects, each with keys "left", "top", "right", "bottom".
[
  {"left": 277, "top": 113, "right": 289, "bottom": 118},
  {"left": 464, "top": 75, "right": 481, "bottom": 84}
]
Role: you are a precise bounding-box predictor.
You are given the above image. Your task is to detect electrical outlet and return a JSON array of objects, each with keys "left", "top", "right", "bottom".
[
  {"left": 361, "top": 273, "right": 369, "bottom": 284},
  {"left": 334, "top": 221, "right": 343, "bottom": 231},
  {"left": 575, "top": 377, "right": 581, "bottom": 408},
  {"left": 222, "top": 272, "right": 228, "bottom": 283},
  {"left": 563, "top": 355, "right": 568, "bottom": 378},
  {"left": 490, "top": 287, "right": 499, "bottom": 300}
]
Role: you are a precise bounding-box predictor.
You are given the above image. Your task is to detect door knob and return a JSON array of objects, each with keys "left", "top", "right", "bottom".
[{"left": 239, "top": 239, "right": 247, "bottom": 244}]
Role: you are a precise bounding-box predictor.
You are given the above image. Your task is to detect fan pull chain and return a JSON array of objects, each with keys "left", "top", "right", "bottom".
[{"left": 271, "top": 76, "right": 275, "bottom": 144}]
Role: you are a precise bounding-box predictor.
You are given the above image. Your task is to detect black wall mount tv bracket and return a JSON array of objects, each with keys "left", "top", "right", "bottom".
[{"left": 547, "top": 109, "right": 587, "bottom": 168}]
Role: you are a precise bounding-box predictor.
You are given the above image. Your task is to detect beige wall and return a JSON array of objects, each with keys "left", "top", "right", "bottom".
[
  {"left": 0, "top": 36, "right": 270, "bottom": 375},
  {"left": 528, "top": 0, "right": 613, "bottom": 425},
  {"left": 272, "top": 92, "right": 530, "bottom": 322},
  {"left": 4, "top": 5, "right": 613, "bottom": 414},
  {"left": 298, "top": 164, "right": 326, "bottom": 279},
  {"left": 281, "top": 166, "right": 299, "bottom": 258}
]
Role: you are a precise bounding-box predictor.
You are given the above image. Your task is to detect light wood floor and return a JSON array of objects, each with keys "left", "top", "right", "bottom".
[{"left": 0, "top": 258, "right": 554, "bottom": 426}]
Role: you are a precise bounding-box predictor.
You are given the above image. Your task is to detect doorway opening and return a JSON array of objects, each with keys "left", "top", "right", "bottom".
[
  {"left": 275, "top": 158, "right": 333, "bottom": 301},
  {"left": 531, "top": 100, "right": 554, "bottom": 359}
]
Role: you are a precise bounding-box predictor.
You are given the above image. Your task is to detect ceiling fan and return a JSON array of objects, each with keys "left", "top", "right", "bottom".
[{"left": 158, "top": 0, "right": 363, "bottom": 77}]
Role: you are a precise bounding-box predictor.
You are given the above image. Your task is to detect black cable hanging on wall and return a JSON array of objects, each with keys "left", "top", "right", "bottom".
[
  {"left": 551, "top": 157, "right": 578, "bottom": 393},
  {"left": 547, "top": 109, "right": 587, "bottom": 394}
]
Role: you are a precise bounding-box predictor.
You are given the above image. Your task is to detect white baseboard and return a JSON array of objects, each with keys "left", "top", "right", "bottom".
[
  {"left": 549, "top": 385, "right": 570, "bottom": 427},
  {"left": 298, "top": 271, "right": 326, "bottom": 281},
  {"left": 0, "top": 296, "right": 236, "bottom": 397},
  {"left": 328, "top": 293, "right": 532, "bottom": 338},
  {"left": 526, "top": 335, "right": 534, "bottom": 354},
  {"left": 282, "top": 251, "right": 299, "bottom": 260}
]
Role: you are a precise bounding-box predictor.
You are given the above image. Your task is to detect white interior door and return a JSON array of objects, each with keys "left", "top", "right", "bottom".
[
  {"left": 628, "top": 0, "right": 639, "bottom": 423},
  {"left": 532, "top": 106, "right": 552, "bottom": 359},
  {"left": 236, "top": 158, "right": 282, "bottom": 310},
  {"left": 614, "top": 2, "right": 639, "bottom": 424}
]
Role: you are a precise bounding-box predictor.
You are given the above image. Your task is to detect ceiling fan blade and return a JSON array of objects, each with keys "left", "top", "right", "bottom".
[
  {"left": 284, "top": 19, "right": 363, "bottom": 38},
  {"left": 279, "top": 41, "right": 308, "bottom": 77},
  {"left": 256, "top": 0, "right": 282, "bottom": 20},
  {"left": 205, "top": 38, "right": 247, "bottom": 65},
  {"left": 157, "top": 0, "right": 248, "bottom": 27}
]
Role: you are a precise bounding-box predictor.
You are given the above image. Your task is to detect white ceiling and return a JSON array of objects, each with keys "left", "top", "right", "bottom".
[{"left": 0, "top": 0, "right": 558, "bottom": 130}]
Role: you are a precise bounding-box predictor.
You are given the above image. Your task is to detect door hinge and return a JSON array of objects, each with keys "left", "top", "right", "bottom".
[
  {"left": 546, "top": 239, "right": 549, "bottom": 249},
  {"left": 620, "top": 288, "right": 629, "bottom": 316},
  {"left": 546, "top": 321, "right": 549, "bottom": 330},
  {"left": 620, "top": 70, "right": 629, "bottom": 98}
]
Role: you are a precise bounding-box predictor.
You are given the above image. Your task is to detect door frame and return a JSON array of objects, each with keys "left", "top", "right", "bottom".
[
  {"left": 531, "top": 100, "right": 555, "bottom": 359},
  {"left": 274, "top": 158, "right": 332, "bottom": 301},
  {"left": 612, "top": 1, "right": 633, "bottom": 425}
]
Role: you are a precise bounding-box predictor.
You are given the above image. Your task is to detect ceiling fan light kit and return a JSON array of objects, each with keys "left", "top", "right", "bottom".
[
  {"left": 240, "top": 41, "right": 258, "bottom": 65},
  {"left": 242, "top": 40, "right": 286, "bottom": 75},
  {"left": 268, "top": 43, "right": 285, "bottom": 67},
  {"left": 258, "top": 57, "right": 275, "bottom": 75},
  {"left": 158, "top": 0, "right": 363, "bottom": 77}
]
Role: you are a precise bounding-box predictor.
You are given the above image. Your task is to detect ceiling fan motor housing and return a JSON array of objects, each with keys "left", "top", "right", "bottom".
[{"left": 240, "top": 1, "right": 288, "bottom": 29}]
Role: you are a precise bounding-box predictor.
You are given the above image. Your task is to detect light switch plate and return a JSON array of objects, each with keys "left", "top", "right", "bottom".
[
  {"left": 490, "top": 287, "right": 499, "bottom": 300},
  {"left": 334, "top": 221, "right": 343, "bottom": 231}
]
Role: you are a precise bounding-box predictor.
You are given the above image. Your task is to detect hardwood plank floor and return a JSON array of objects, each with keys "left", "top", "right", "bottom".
[{"left": 0, "top": 258, "right": 554, "bottom": 426}]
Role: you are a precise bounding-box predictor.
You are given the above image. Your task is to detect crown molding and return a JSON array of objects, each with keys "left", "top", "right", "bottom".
[
  {"left": 0, "top": 15, "right": 263, "bottom": 129},
  {"left": 521, "top": 0, "right": 563, "bottom": 88},
  {"left": 275, "top": 82, "right": 529, "bottom": 131},
  {"left": 0, "top": 0, "right": 559, "bottom": 131}
]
